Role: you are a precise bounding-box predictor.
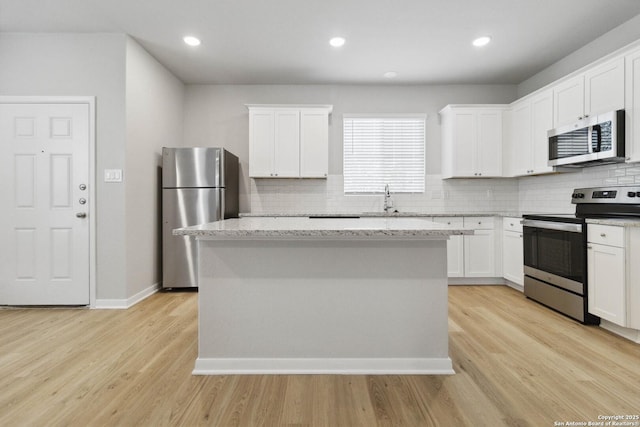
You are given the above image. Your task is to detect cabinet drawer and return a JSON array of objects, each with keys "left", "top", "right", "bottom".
[
  {"left": 588, "top": 224, "right": 624, "bottom": 247},
  {"left": 432, "top": 216, "right": 464, "bottom": 227},
  {"left": 503, "top": 217, "right": 523, "bottom": 233},
  {"left": 464, "top": 216, "right": 495, "bottom": 230}
]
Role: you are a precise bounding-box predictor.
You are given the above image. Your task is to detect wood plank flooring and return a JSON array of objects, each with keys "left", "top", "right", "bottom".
[{"left": 1, "top": 286, "right": 639, "bottom": 426}]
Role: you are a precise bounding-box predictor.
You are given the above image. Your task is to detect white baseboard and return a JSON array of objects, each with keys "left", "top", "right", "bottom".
[
  {"left": 600, "top": 320, "right": 640, "bottom": 343},
  {"left": 504, "top": 280, "right": 524, "bottom": 292},
  {"left": 192, "top": 357, "right": 455, "bottom": 375},
  {"left": 448, "top": 278, "right": 504, "bottom": 285},
  {"left": 94, "top": 282, "right": 161, "bottom": 309}
]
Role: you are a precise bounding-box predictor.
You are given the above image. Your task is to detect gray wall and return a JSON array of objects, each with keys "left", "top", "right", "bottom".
[
  {"left": 125, "top": 37, "right": 185, "bottom": 298},
  {"left": 518, "top": 14, "right": 640, "bottom": 97},
  {"left": 183, "top": 84, "right": 518, "bottom": 212},
  {"left": 0, "top": 33, "right": 128, "bottom": 301},
  {"left": 0, "top": 33, "right": 185, "bottom": 302}
]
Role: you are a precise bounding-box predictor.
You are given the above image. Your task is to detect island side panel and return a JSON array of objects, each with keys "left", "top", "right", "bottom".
[{"left": 195, "top": 238, "right": 452, "bottom": 374}]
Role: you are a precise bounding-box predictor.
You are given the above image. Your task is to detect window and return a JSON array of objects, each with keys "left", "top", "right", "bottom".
[{"left": 343, "top": 114, "right": 425, "bottom": 194}]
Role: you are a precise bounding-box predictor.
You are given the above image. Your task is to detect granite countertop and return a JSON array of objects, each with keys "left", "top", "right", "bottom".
[
  {"left": 174, "top": 216, "right": 473, "bottom": 239},
  {"left": 239, "top": 212, "right": 520, "bottom": 218},
  {"left": 586, "top": 218, "right": 640, "bottom": 227}
]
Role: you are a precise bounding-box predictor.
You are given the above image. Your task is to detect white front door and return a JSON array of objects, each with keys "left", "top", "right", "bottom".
[{"left": 0, "top": 103, "right": 90, "bottom": 305}]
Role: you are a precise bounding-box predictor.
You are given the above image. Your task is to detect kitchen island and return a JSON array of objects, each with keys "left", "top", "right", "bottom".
[{"left": 175, "top": 217, "right": 471, "bottom": 375}]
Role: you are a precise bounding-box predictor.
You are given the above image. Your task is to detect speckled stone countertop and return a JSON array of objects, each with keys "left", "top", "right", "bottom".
[
  {"left": 174, "top": 217, "right": 473, "bottom": 239},
  {"left": 586, "top": 218, "right": 640, "bottom": 227},
  {"left": 239, "top": 212, "right": 520, "bottom": 218}
]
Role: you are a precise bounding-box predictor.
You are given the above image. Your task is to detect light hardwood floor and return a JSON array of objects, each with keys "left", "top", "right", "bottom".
[{"left": 1, "top": 286, "right": 639, "bottom": 426}]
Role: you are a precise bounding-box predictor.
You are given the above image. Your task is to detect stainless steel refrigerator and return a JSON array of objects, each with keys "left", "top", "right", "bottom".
[{"left": 162, "top": 147, "right": 239, "bottom": 289}]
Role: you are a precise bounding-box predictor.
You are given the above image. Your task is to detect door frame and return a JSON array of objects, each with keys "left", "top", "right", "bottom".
[{"left": 0, "top": 96, "right": 97, "bottom": 307}]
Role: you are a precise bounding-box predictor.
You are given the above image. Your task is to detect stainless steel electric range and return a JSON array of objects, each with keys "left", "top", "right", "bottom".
[{"left": 522, "top": 186, "right": 640, "bottom": 324}]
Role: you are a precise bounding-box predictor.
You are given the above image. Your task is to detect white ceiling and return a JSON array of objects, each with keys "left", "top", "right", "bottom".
[{"left": 2, "top": 0, "right": 640, "bottom": 85}]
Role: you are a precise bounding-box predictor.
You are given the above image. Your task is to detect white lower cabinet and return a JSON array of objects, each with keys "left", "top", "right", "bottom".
[
  {"left": 587, "top": 224, "right": 627, "bottom": 326},
  {"left": 464, "top": 217, "right": 499, "bottom": 278},
  {"left": 434, "top": 216, "right": 499, "bottom": 279},
  {"left": 432, "top": 217, "right": 464, "bottom": 277},
  {"left": 502, "top": 217, "right": 524, "bottom": 286}
]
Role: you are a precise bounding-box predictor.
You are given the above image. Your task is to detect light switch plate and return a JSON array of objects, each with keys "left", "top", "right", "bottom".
[{"left": 104, "top": 169, "right": 123, "bottom": 183}]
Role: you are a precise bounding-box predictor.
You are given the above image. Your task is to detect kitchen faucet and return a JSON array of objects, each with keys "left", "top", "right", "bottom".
[{"left": 383, "top": 184, "right": 393, "bottom": 212}]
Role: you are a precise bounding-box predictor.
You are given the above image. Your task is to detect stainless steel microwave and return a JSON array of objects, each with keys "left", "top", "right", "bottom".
[{"left": 548, "top": 110, "right": 625, "bottom": 167}]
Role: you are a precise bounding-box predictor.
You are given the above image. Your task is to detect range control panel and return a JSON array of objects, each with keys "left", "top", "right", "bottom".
[{"left": 572, "top": 186, "right": 640, "bottom": 203}]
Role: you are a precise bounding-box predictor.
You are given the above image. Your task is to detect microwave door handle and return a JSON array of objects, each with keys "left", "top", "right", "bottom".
[
  {"left": 593, "top": 124, "right": 602, "bottom": 152},
  {"left": 587, "top": 126, "right": 594, "bottom": 154}
]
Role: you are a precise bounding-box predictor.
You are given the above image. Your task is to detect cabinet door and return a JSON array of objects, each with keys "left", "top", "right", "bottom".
[
  {"left": 432, "top": 217, "right": 464, "bottom": 277},
  {"left": 300, "top": 109, "right": 328, "bottom": 178},
  {"left": 249, "top": 109, "right": 275, "bottom": 177},
  {"left": 451, "top": 111, "right": 477, "bottom": 177},
  {"left": 509, "top": 101, "right": 532, "bottom": 176},
  {"left": 476, "top": 111, "right": 502, "bottom": 177},
  {"left": 273, "top": 109, "right": 300, "bottom": 177},
  {"left": 554, "top": 76, "right": 585, "bottom": 127},
  {"left": 584, "top": 57, "right": 624, "bottom": 116},
  {"left": 626, "top": 48, "right": 640, "bottom": 163},
  {"left": 530, "top": 90, "right": 554, "bottom": 174},
  {"left": 502, "top": 231, "right": 523, "bottom": 286},
  {"left": 588, "top": 243, "right": 626, "bottom": 326},
  {"left": 464, "top": 230, "right": 496, "bottom": 277},
  {"left": 447, "top": 235, "right": 465, "bottom": 277}
]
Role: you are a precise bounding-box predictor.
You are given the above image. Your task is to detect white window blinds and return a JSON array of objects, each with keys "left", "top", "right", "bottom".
[{"left": 343, "top": 115, "right": 425, "bottom": 193}]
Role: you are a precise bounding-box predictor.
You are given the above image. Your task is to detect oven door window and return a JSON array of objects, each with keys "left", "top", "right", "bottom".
[{"left": 523, "top": 227, "right": 584, "bottom": 283}]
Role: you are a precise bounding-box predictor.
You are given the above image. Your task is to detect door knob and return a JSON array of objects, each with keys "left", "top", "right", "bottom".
[{"left": 76, "top": 212, "right": 87, "bottom": 218}]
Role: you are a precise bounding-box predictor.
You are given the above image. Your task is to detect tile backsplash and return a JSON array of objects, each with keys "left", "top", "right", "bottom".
[
  {"left": 248, "top": 162, "right": 640, "bottom": 216},
  {"left": 249, "top": 174, "right": 520, "bottom": 215},
  {"left": 519, "top": 162, "right": 640, "bottom": 214}
]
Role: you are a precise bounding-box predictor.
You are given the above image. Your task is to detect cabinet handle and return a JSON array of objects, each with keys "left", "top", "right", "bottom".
[
  {"left": 519, "top": 234, "right": 522, "bottom": 238},
  {"left": 510, "top": 223, "right": 514, "bottom": 226},
  {"left": 600, "top": 233, "right": 606, "bottom": 237},
  {"left": 587, "top": 246, "right": 592, "bottom": 249}
]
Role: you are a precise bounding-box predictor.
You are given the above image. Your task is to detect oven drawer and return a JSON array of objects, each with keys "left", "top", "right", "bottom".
[
  {"left": 588, "top": 224, "right": 624, "bottom": 247},
  {"left": 524, "top": 276, "right": 586, "bottom": 323}
]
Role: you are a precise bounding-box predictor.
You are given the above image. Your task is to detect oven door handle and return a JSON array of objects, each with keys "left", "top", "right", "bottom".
[{"left": 522, "top": 219, "right": 583, "bottom": 233}]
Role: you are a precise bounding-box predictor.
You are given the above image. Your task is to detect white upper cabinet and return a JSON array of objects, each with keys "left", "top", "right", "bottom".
[
  {"left": 248, "top": 105, "right": 332, "bottom": 178},
  {"left": 553, "top": 57, "right": 624, "bottom": 127},
  {"left": 625, "top": 46, "right": 640, "bottom": 163},
  {"left": 440, "top": 105, "right": 506, "bottom": 179},
  {"left": 530, "top": 91, "right": 555, "bottom": 174},
  {"left": 553, "top": 75, "right": 585, "bottom": 127},
  {"left": 274, "top": 109, "right": 301, "bottom": 178},
  {"left": 249, "top": 108, "right": 276, "bottom": 177},
  {"left": 300, "top": 109, "right": 329, "bottom": 178},
  {"left": 506, "top": 100, "right": 531, "bottom": 177},
  {"left": 584, "top": 57, "right": 625, "bottom": 116},
  {"left": 505, "top": 89, "right": 554, "bottom": 177}
]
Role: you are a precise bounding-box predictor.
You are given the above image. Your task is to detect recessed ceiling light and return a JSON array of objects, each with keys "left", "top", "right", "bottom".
[
  {"left": 383, "top": 71, "right": 398, "bottom": 79},
  {"left": 472, "top": 36, "right": 491, "bottom": 47},
  {"left": 183, "top": 36, "right": 201, "bottom": 47},
  {"left": 329, "top": 37, "right": 346, "bottom": 47}
]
